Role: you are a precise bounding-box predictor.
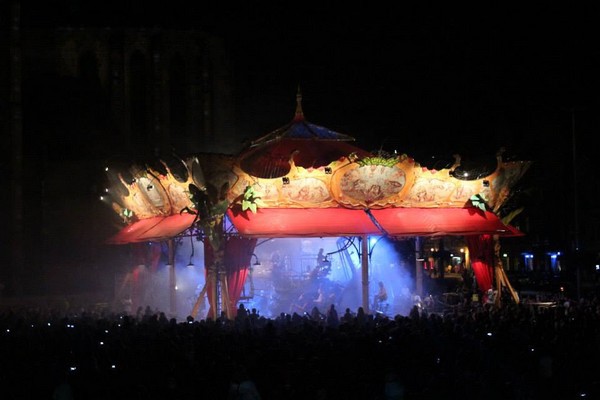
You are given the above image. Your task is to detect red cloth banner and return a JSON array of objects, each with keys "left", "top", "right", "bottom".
[
  {"left": 204, "top": 236, "right": 257, "bottom": 318},
  {"left": 466, "top": 234, "right": 495, "bottom": 296}
]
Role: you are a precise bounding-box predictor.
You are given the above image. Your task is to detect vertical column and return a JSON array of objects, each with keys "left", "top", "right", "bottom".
[
  {"left": 361, "top": 235, "right": 369, "bottom": 312},
  {"left": 415, "top": 237, "right": 423, "bottom": 297},
  {"left": 168, "top": 239, "right": 177, "bottom": 317}
]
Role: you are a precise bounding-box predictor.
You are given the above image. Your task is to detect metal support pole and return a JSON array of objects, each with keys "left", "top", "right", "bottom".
[
  {"left": 361, "top": 235, "right": 369, "bottom": 312},
  {"left": 415, "top": 237, "right": 423, "bottom": 297},
  {"left": 168, "top": 239, "right": 177, "bottom": 317}
]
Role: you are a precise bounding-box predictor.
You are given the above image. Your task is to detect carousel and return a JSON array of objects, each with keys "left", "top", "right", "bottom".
[{"left": 105, "top": 91, "right": 530, "bottom": 320}]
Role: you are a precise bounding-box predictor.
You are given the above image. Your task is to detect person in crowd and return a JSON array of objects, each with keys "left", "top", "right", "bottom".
[
  {"left": 228, "top": 364, "right": 262, "bottom": 400},
  {"left": 356, "top": 306, "right": 367, "bottom": 325},
  {"left": 310, "top": 305, "right": 324, "bottom": 321},
  {"left": 1, "top": 290, "right": 598, "bottom": 399},
  {"left": 384, "top": 371, "right": 405, "bottom": 400},
  {"left": 236, "top": 303, "right": 249, "bottom": 323},
  {"left": 341, "top": 307, "right": 354, "bottom": 323},
  {"left": 485, "top": 288, "right": 497, "bottom": 305},
  {"left": 326, "top": 304, "right": 339, "bottom": 328}
]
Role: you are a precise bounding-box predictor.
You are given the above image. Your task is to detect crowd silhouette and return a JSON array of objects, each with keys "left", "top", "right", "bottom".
[{"left": 1, "top": 293, "right": 599, "bottom": 399}]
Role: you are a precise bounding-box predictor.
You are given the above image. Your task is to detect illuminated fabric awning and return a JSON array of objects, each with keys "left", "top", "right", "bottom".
[
  {"left": 104, "top": 92, "right": 527, "bottom": 245},
  {"left": 227, "top": 207, "right": 522, "bottom": 238},
  {"left": 107, "top": 213, "right": 196, "bottom": 244},
  {"left": 369, "top": 208, "right": 524, "bottom": 237},
  {"left": 108, "top": 206, "right": 522, "bottom": 244},
  {"left": 227, "top": 207, "right": 381, "bottom": 237}
]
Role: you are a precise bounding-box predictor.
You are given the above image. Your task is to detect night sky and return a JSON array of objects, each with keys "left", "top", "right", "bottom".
[
  {"left": 14, "top": 2, "right": 600, "bottom": 246},
  {"left": 24, "top": 2, "right": 600, "bottom": 166},
  {"left": 4, "top": 1, "right": 599, "bottom": 298}
]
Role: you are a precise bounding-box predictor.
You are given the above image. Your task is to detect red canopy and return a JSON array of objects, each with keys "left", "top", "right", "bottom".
[
  {"left": 105, "top": 95, "right": 526, "bottom": 244},
  {"left": 106, "top": 213, "right": 196, "bottom": 244},
  {"left": 239, "top": 138, "right": 371, "bottom": 178},
  {"left": 227, "top": 207, "right": 381, "bottom": 237},
  {"left": 237, "top": 98, "right": 371, "bottom": 178},
  {"left": 370, "top": 208, "right": 524, "bottom": 237},
  {"left": 226, "top": 207, "right": 522, "bottom": 238},
  {"left": 108, "top": 207, "right": 521, "bottom": 243}
]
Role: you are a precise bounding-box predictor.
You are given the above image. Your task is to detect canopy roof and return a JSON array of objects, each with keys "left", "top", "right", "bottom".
[
  {"left": 238, "top": 92, "right": 371, "bottom": 178},
  {"left": 106, "top": 207, "right": 521, "bottom": 244},
  {"left": 227, "top": 207, "right": 523, "bottom": 238},
  {"left": 105, "top": 92, "right": 530, "bottom": 244},
  {"left": 106, "top": 214, "right": 196, "bottom": 244}
]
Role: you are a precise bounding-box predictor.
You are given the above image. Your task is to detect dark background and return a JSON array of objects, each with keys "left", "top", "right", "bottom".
[
  {"left": 24, "top": 2, "right": 599, "bottom": 159},
  {"left": 4, "top": 1, "right": 600, "bottom": 297}
]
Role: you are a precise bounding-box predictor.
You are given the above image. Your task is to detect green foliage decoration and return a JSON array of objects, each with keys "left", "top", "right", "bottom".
[
  {"left": 121, "top": 208, "right": 133, "bottom": 222},
  {"left": 241, "top": 185, "right": 265, "bottom": 214},
  {"left": 470, "top": 193, "right": 489, "bottom": 212},
  {"left": 356, "top": 156, "right": 400, "bottom": 167}
]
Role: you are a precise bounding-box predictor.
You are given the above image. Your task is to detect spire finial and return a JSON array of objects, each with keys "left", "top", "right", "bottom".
[{"left": 294, "top": 85, "right": 304, "bottom": 121}]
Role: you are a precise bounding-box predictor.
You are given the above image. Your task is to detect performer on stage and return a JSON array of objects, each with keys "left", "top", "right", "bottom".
[
  {"left": 317, "top": 248, "right": 327, "bottom": 268},
  {"left": 373, "top": 281, "right": 388, "bottom": 308},
  {"left": 310, "top": 248, "right": 332, "bottom": 279}
]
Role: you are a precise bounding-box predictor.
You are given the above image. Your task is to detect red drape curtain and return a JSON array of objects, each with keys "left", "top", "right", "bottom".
[
  {"left": 203, "top": 242, "right": 218, "bottom": 319},
  {"left": 465, "top": 234, "right": 495, "bottom": 296},
  {"left": 131, "top": 242, "right": 162, "bottom": 271},
  {"left": 204, "top": 237, "right": 257, "bottom": 319},
  {"left": 225, "top": 237, "right": 257, "bottom": 317},
  {"left": 129, "top": 242, "right": 162, "bottom": 310}
]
